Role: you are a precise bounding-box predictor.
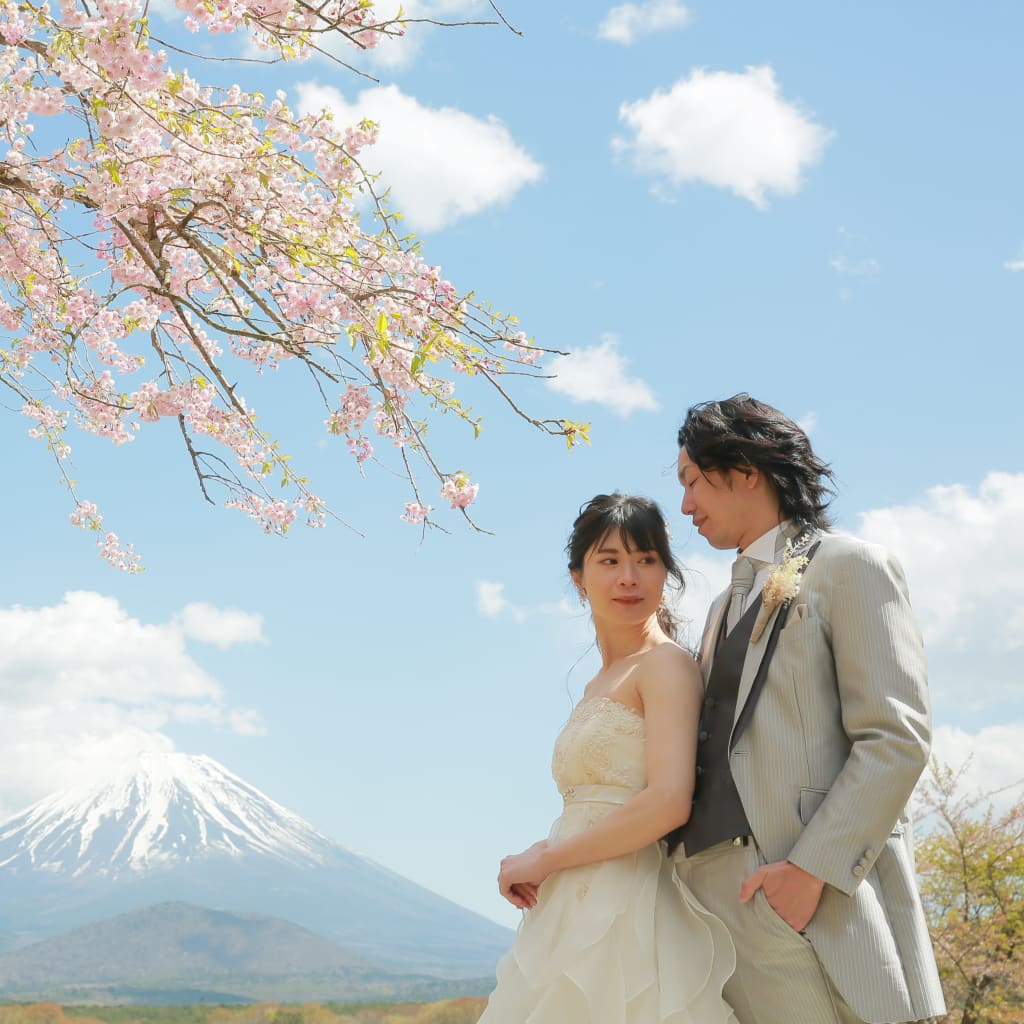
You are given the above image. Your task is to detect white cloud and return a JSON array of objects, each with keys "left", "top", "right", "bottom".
[
  {"left": 475, "top": 580, "right": 576, "bottom": 625},
  {"left": 1009, "top": 606, "right": 1024, "bottom": 650},
  {"left": 829, "top": 228, "right": 879, "bottom": 300},
  {"left": 670, "top": 550, "right": 730, "bottom": 651},
  {"left": 856, "top": 472, "right": 1024, "bottom": 705},
  {"left": 923, "top": 724, "right": 1024, "bottom": 822},
  {"left": 829, "top": 254, "right": 880, "bottom": 276},
  {"left": 353, "top": 0, "right": 487, "bottom": 71},
  {"left": 613, "top": 66, "right": 832, "bottom": 207},
  {"left": 229, "top": 0, "right": 490, "bottom": 72},
  {"left": 1003, "top": 242, "right": 1024, "bottom": 271},
  {"left": 229, "top": 708, "right": 269, "bottom": 736},
  {"left": 475, "top": 579, "right": 536, "bottom": 622},
  {"left": 145, "top": 0, "right": 180, "bottom": 21},
  {"left": 857, "top": 472, "right": 1024, "bottom": 650},
  {"left": 477, "top": 580, "right": 509, "bottom": 617},
  {"left": 295, "top": 82, "right": 542, "bottom": 232},
  {"left": 930, "top": 723, "right": 1024, "bottom": 799},
  {"left": 0, "top": 592, "right": 265, "bottom": 820},
  {"left": 598, "top": 0, "right": 690, "bottom": 45},
  {"left": 797, "top": 411, "right": 818, "bottom": 435},
  {"left": 177, "top": 602, "right": 265, "bottom": 648},
  {"left": 0, "top": 591, "right": 220, "bottom": 707},
  {"left": 546, "top": 335, "right": 659, "bottom": 416}
]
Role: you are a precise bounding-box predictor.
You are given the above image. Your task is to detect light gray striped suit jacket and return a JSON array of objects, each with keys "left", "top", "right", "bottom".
[{"left": 698, "top": 530, "right": 946, "bottom": 1024}]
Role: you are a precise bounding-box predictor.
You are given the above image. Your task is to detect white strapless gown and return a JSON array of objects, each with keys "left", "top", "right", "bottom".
[{"left": 478, "top": 697, "right": 737, "bottom": 1023}]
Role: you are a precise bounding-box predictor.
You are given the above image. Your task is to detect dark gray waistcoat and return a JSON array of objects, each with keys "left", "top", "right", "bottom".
[{"left": 670, "top": 597, "right": 761, "bottom": 856}]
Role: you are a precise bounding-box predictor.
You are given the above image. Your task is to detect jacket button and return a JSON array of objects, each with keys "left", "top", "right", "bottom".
[
  {"left": 865, "top": 848, "right": 876, "bottom": 858},
  {"left": 853, "top": 865, "right": 865, "bottom": 877}
]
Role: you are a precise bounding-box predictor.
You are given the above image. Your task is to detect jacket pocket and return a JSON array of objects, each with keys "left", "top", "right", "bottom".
[{"left": 799, "top": 787, "right": 829, "bottom": 825}]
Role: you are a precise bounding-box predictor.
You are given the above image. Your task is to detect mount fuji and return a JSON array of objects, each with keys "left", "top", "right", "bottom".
[{"left": 0, "top": 752, "right": 512, "bottom": 979}]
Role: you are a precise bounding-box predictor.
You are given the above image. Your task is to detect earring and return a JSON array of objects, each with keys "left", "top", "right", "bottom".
[{"left": 578, "top": 588, "right": 588, "bottom": 605}]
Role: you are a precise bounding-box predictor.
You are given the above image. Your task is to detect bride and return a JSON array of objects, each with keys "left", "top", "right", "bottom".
[{"left": 477, "top": 492, "right": 737, "bottom": 1023}]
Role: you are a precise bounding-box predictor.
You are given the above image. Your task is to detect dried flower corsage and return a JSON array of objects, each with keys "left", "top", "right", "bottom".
[{"left": 750, "top": 539, "right": 810, "bottom": 643}]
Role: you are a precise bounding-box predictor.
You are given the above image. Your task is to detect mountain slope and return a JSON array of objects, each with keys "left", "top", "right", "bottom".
[
  {"left": 0, "top": 902, "right": 494, "bottom": 1004},
  {"left": 0, "top": 901, "right": 371, "bottom": 983},
  {"left": 0, "top": 752, "right": 511, "bottom": 977}
]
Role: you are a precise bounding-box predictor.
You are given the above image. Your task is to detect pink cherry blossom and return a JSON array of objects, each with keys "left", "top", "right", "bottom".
[
  {"left": 441, "top": 472, "right": 480, "bottom": 510},
  {"left": 0, "top": 0, "right": 584, "bottom": 569},
  {"left": 400, "top": 502, "right": 432, "bottom": 525}
]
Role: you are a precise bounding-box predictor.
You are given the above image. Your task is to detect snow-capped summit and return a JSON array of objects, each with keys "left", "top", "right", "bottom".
[
  {"left": 0, "top": 751, "right": 333, "bottom": 877},
  {"left": 0, "top": 750, "right": 513, "bottom": 979}
]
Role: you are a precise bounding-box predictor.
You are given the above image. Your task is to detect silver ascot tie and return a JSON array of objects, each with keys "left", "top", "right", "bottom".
[{"left": 726, "top": 555, "right": 758, "bottom": 634}]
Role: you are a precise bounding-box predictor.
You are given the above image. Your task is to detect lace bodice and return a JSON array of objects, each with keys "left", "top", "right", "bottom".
[{"left": 551, "top": 697, "right": 646, "bottom": 797}]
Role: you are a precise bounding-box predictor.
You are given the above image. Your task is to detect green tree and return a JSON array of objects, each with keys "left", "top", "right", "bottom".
[{"left": 916, "top": 760, "right": 1024, "bottom": 1023}]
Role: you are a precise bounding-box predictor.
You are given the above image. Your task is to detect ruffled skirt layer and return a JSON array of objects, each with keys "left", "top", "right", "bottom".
[{"left": 478, "top": 787, "right": 737, "bottom": 1023}]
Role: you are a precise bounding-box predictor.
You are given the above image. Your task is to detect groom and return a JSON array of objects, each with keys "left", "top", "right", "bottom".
[{"left": 669, "top": 394, "right": 946, "bottom": 1024}]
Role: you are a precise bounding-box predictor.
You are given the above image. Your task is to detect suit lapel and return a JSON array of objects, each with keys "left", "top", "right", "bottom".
[
  {"left": 731, "top": 533, "right": 823, "bottom": 737},
  {"left": 699, "top": 592, "right": 728, "bottom": 682},
  {"left": 732, "top": 601, "right": 783, "bottom": 726}
]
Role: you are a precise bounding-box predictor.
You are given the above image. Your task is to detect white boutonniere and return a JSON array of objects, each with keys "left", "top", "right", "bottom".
[{"left": 750, "top": 538, "right": 810, "bottom": 643}]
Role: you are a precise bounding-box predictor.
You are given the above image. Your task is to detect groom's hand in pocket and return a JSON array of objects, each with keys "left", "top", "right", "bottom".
[{"left": 740, "top": 859, "right": 825, "bottom": 933}]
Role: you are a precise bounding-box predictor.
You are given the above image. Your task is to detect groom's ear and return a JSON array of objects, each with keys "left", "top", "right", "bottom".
[{"left": 732, "top": 464, "right": 761, "bottom": 491}]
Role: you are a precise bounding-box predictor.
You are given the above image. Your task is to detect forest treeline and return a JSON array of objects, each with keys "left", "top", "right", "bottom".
[{"left": 0, "top": 1000, "right": 486, "bottom": 1024}]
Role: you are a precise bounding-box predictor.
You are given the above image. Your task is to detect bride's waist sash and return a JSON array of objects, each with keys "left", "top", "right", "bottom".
[{"left": 561, "top": 783, "right": 635, "bottom": 806}]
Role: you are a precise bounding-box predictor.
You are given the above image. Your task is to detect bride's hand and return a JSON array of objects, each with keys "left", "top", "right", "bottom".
[
  {"left": 498, "top": 840, "right": 549, "bottom": 908},
  {"left": 507, "top": 882, "right": 539, "bottom": 910}
]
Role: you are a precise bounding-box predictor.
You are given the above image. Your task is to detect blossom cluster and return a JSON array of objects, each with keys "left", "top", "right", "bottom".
[
  {"left": 441, "top": 472, "right": 479, "bottom": 510},
  {"left": 69, "top": 501, "right": 143, "bottom": 572},
  {"left": 0, "top": 0, "right": 583, "bottom": 568}
]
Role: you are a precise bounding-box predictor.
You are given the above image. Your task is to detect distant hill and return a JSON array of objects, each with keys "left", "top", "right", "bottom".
[
  {"left": 0, "top": 751, "right": 512, "bottom": 979},
  {"left": 0, "top": 902, "right": 494, "bottom": 1004}
]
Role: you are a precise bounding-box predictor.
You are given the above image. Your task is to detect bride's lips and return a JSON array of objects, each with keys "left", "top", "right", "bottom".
[{"left": 614, "top": 596, "right": 643, "bottom": 605}]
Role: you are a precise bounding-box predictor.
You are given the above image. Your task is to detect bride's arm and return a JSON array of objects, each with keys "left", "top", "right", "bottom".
[{"left": 499, "top": 645, "right": 701, "bottom": 898}]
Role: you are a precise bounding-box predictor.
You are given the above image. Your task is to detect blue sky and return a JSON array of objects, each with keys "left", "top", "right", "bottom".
[{"left": 2, "top": 0, "right": 1023, "bottom": 932}]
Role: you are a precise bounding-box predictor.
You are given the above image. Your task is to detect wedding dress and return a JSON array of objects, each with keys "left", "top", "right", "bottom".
[{"left": 478, "top": 696, "right": 737, "bottom": 1023}]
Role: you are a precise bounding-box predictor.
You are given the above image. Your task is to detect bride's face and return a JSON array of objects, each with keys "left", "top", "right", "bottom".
[{"left": 575, "top": 529, "right": 668, "bottom": 625}]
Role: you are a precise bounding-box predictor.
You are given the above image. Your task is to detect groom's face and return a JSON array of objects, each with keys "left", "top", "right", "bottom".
[{"left": 677, "top": 447, "right": 756, "bottom": 551}]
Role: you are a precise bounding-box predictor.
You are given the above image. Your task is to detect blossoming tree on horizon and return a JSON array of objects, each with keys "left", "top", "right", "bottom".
[
  {"left": 0, "top": 0, "right": 586, "bottom": 570},
  {"left": 916, "top": 760, "right": 1024, "bottom": 1023}
]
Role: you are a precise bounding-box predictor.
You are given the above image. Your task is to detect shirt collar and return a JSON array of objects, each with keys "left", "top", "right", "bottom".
[{"left": 739, "top": 520, "right": 794, "bottom": 565}]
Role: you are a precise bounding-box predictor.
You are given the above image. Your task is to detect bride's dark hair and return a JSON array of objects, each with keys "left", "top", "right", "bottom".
[{"left": 566, "top": 492, "right": 684, "bottom": 639}]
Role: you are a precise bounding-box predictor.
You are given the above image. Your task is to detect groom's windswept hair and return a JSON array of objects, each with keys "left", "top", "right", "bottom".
[{"left": 678, "top": 394, "right": 836, "bottom": 530}]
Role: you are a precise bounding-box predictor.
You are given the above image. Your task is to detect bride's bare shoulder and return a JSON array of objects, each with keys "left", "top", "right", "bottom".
[{"left": 639, "top": 640, "right": 700, "bottom": 684}]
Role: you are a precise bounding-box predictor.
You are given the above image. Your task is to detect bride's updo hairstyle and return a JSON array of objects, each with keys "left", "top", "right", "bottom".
[{"left": 567, "top": 492, "right": 684, "bottom": 638}]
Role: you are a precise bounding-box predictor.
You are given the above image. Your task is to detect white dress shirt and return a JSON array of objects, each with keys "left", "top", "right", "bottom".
[{"left": 736, "top": 520, "right": 792, "bottom": 618}]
